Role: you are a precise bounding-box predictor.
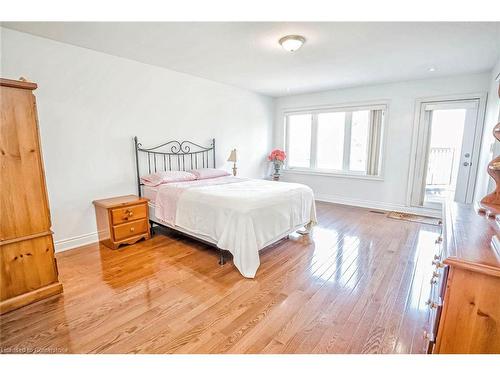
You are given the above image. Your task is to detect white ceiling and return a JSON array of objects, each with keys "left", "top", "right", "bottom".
[{"left": 3, "top": 22, "right": 500, "bottom": 97}]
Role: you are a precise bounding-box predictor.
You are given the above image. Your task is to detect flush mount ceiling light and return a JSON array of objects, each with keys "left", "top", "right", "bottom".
[{"left": 279, "top": 35, "right": 306, "bottom": 52}]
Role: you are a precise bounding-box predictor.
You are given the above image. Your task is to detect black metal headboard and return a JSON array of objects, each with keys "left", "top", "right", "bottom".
[{"left": 134, "top": 136, "right": 216, "bottom": 197}]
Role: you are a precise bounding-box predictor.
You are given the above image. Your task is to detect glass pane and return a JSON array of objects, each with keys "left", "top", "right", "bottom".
[
  {"left": 424, "top": 109, "right": 466, "bottom": 204},
  {"left": 287, "top": 114, "right": 312, "bottom": 168},
  {"left": 317, "top": 112, "right": 345, "bottom": 170},
  {"left": 349, "top": 110, "right": 370, "bottom": 172}
]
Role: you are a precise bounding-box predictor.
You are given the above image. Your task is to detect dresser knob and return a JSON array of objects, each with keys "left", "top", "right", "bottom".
[
  {"left": 435, "top": 236, "right": 442, "bottom": 244},
  {"left": 130, "top": 227, "right": 135, "bottom": 232},
  {"left": 432, "top": 260, "right": 443, "bottom": 268},
  {"left": 430, "top": 277, "right": 438, "bottom": 285},
  {"left": 434, "top": 254, "right": 441, "bottom": 260},
  {"left": 430, "top": 301, "right": 441, "bottom": 309},
  {"left": 432, "top": 271, "right": 440, "bottom": 278},
  {"left": 425, "top": 299, "right": 431, "bottom": 305},
  {"left": 423, "top": 331, "right": 433, "bottom": 341}
]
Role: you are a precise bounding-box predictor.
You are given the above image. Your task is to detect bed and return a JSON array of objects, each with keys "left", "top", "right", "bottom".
[{"left": 134, "top": 137, "right": 316, "bottom": 278}]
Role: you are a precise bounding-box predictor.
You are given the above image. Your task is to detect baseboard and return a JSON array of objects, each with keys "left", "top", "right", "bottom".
[
  {"left": 54, "top": 231, "right": 98, "bottom": 253},
  {"left": 315, "top": 194, "right": 441, "bottom": 218}
]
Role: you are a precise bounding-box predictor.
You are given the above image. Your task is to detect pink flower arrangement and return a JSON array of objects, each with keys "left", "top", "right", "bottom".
[{"left": 268, "top": 149, "right": 286, "bottom": 163}]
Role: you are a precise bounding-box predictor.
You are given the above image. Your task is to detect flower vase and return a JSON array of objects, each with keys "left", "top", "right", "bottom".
[{"left": 273, "top": 162, "right": 281, "bottom": 181}]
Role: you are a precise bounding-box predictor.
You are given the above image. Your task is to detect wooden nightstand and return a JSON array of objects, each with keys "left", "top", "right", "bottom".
[{"left": 93, "top": 195, "right": 151, "bottom": 249}]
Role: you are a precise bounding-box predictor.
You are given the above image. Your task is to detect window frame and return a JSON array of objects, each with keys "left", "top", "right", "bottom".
[{"left": 283, "top": 101, "right": 388, "bottom": 180}]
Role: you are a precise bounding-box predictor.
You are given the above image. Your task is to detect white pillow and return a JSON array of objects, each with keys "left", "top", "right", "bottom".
[
  {"left": 140, "top": 171, "right": 197, "bottom": 186},
  {"left": 188, "top": 168, "right": 231, "bottom": 180}
]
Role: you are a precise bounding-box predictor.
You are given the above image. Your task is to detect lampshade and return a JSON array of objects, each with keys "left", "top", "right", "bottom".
[{"left": 227, "top": 149, "right": 237, "bottom": 162}]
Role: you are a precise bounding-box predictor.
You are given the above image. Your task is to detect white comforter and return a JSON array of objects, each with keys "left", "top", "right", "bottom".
[{"left": 154, "top": 177, "right": 316, "bottom": 278}]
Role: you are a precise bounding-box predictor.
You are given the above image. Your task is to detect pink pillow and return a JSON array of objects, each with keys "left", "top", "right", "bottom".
[
  {"left": 189, "top": 168, "right": 231, "bottom": 180},
  {"left": 141, "top": 171, "right": 196, "bottom": 186}
]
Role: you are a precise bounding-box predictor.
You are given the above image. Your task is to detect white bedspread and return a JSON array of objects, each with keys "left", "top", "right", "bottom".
[{"left": 154, "top": 177, "right": 316, "bottom": 278}]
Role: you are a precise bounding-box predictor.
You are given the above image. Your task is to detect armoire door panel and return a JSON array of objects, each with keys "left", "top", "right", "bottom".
[{"left": 0, "top": 86, "right": 51, "bottom": 240}]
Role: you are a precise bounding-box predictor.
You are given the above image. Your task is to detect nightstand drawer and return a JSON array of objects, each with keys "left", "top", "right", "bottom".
[
  {"left": 113, "top": 219, "right": 148, "bottom": 241},
  {"left": 111, "top": 204, "right": 147, "bottom": 225}
]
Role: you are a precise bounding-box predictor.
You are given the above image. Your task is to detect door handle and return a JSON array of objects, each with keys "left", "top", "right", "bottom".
[{"left": 463, "top": 162, "right": 470, "bottom": 167}]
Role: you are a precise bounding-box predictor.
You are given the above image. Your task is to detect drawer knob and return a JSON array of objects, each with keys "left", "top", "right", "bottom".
[
  {"left": 435, "top": 236, "right": 442, "bottom": 244},
  {"left": 432, "top": 260, "right": 444, "bottom": 268},
  {"left": 423, "top": 330, "right": 434, "bottom": 341},
  {"left": 432, "top": 271, "right": 439, "bottom": 278},
  {"left": 125, "top": 209, "right": 134, "bottom": 217},
  {"left": 430, "top": 301, "right": 441, "bottom": 309},
  {"left": 434, "top": 254, "right": 441, "bottom": 261},
  {"left": 430, "top": 277, "right": 438, "bottom": 285},
  {"left": 130, "top": 227, "right": 135, "bottom": 232}
]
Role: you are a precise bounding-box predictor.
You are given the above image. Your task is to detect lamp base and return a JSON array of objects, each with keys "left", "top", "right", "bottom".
[{"left": 232, "top": 164, "right": 237, "bottom": 176}]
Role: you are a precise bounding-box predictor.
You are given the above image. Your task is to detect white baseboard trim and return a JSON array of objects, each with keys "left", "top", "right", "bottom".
[
  {"left": 315, "top": 194, "right": 441, "bottom": 218},
  {"left": 54, "top": 231, "right": 98, "bottom": 253}
]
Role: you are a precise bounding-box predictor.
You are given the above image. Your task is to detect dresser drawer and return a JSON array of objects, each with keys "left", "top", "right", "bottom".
[
  {"left": 113, "top": 219, "right": 148, "bottom": 241},
  {"left": 111, "top": 204, "right": 147, "bottom": 225}
]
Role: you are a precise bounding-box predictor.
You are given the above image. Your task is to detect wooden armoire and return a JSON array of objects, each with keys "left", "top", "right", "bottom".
[{"left": 0, "top": 78, "right": 62, "bottom": 314}]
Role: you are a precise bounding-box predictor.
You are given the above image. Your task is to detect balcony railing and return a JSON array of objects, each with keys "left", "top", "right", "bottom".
[{"left": 426, "top": 147, "right": 455, "bottom": 186}]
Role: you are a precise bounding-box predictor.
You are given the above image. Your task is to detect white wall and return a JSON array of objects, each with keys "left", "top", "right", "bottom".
[
  {"left": 474, "top": 58, "right": 500, "bottom": 201},
  {"left": 1, "top": 27, "right": 274, "bottom": 251},
  {"left": 273, "top": 74, "right": 490, "bottom": 213}
]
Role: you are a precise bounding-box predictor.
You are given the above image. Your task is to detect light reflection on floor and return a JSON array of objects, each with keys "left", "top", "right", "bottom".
[
  {"left": 393, "top": 228, "right": 439, "bottom": 354},
  {"left": 309, "top": 226, "right": 361, "bottom": 287},
  {"left": 408, "top": 230, "right": 438, "bottom": 311}
]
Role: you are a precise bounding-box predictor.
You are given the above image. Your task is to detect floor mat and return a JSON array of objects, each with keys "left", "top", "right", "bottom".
[{"left": 387, "top": 211, "right": 441, "bottom": 226}]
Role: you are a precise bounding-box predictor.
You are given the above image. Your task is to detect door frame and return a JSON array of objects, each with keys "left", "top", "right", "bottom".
[{"left": 406, "top": 92, "right": 487, "bottom": 209}]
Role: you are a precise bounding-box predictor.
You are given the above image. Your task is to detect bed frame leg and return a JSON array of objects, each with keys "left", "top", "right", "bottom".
[
  {"left": 149, "top": 221, "right": 155, "bottom": 237},
  {"left": 218, "top": 250, "right": 226, "bottom": 266}
]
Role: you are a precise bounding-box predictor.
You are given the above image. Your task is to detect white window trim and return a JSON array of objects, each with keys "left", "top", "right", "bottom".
[{"left": 283, "top": 100, "right": 389, "bottom": 180}]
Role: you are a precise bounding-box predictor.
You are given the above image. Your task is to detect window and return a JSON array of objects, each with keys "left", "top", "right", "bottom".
[
  {"left": 284, "top": 104, "right": 385, "bottom": 176},
  {"left": 317, "top": 112, "right": 345, "bottom": 170},
  {"left": 287, "top": 114, "right": 312, "bottom": 168}
]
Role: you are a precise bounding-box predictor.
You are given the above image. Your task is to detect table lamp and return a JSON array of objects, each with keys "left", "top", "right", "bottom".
[{"left": 227, "top": 149, "right": 237, "bottom": 176}]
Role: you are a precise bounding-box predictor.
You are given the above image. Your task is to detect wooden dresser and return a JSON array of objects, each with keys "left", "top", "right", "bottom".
[
  {"left": 93, "top": 195, "right": 150, "bottom": 249},
  {"left": 0, "top": 78, "right": 63, "bottom": 314},
  {"left": 424, "top": 201, "right": 500, "bottom": 353}
]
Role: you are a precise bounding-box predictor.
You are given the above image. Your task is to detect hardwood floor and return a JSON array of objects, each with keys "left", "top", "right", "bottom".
[{"left": 0, "top": 202, "right": 440, "bottom": 354}]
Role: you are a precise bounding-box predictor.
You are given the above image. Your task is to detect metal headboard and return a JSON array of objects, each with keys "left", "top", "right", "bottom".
[{"left": 134, "top": 136, "right": 216, "bottom": 197}]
